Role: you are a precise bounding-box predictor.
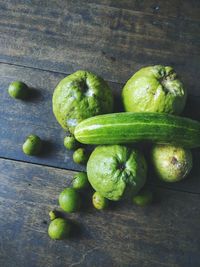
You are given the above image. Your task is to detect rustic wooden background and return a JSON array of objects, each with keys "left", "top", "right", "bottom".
[{"left": 0, "top": 1, "right": 200, "bottom": 266}]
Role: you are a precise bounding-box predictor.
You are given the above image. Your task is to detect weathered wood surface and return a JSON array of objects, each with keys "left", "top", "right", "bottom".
[
  {"left": 0, "top": 1, "right": 200, "bottom": 95},
  {"left": 0, "top": 62, "right": 200, "bottom": 194},
  {"left": 0, "top": 1, "right": 200, "bottom": 266},
  {"left": 0, "top": 62, "right": 121, "bottom": 172},
  {"left": 0, "top": 158, "right": 200, "bottom": 267}
]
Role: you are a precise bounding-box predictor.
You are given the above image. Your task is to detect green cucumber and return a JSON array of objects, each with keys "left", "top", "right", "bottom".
[{"left": 74, "top": 112, "right": 200, "bottom": 148}]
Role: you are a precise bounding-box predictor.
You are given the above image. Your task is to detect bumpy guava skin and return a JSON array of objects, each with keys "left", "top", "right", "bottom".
[
  {"left": 52, "top": 70, "right": 113, "bottom": 133},
  {"left": 122, "top": 65, "right": 187, "bottom": 114},
  {"left": 87, "top": 145, "right": 147, "bottom": 201},
  {"left": 151, "top": 145, "right": 193, "bottom": 182}
]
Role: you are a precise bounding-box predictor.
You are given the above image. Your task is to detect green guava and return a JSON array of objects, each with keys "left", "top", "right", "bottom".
[
  {"left": 8, "top": 81, "right": 29, "bottom": 99},
  {"left": 151, "top": 145, "right": 193, "bottom": 182},
  {"left": 59, "top": 187, "right": 81, "bottom": 213},
  {"left": 52, "top": 70, "right": 113, "bottom": 133},
  {"left": 48, "top": 218, "right": 71, "bottom": 240},
  {"left": 122, "top": 65, "right": 187, "bottom": 114},
  {"left": 64, "top": 135, "right": 78, "bottom": 150},
  {"left": 73, "top": 148, "right": 89, "bottom": 165},
  {"left": 22, "top": 134, "right": 42, "bottom": 156},
  {"left": 87, "top": 145, "right": 147, "bottom": 201},
  {"left": 72, "top": 172, "right": 89, "bottom": 190},
  {"left": 92, "top": 192, "right": 108, "bottom": 210}
]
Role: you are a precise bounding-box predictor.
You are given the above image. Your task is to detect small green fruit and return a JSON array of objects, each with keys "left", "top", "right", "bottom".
[
  {"left": 22, "top": 135, "right": 42, "bottom": 156},
  {"left": 48, "top": 218, "right": 71, "bottom": 240},
  {"left": 64, "top": 135, "right": 78, "bottom": 150},
  {"left": 59, "top": 187, "right": 81, "bottom": 213},
  {"left": 49, "top": 210, "right": 57, "bottom": 221},
  {"left": 92, "top": 192, "right": 108, "bottom": 210},
  {"left": 73, "top": 148, "right": 88, "bottom": 164},
  {"left": 132, "top": 189, "right": 153, "bottom": 206},
  {"left": 72, "top": 172, "right": 89, "bottom": 190},
  {"left": 151, "top": 145, "right": 193, "bottom": 182},
  {"left": 8, "top": 81, "right": 28, "bottom": 99}
]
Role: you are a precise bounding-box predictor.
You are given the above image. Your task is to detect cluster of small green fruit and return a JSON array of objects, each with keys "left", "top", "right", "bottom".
[
  {"left": 52, "top": 67, "right": 195, "bottom": 205},
  {"left": 7, "top": 81, "right": 42, "bottom": 155},
  {"left": 7, "top": 80, "right": 113, "bottom": 239},
  {"left": 47, "top": 137, "right": 153, "bottom": 240},
  {"left": 48, "top": 172, "right": 110, "bottom": 240}
]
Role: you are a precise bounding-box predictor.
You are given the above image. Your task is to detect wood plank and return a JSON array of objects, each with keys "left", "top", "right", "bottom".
[
  {"left": 0, "top": 62, "right": 121, "bottom": 172},
  {"left": 0, "top": 63, "right": 122, "bottom": 127},
  {"left": 1, "top": 62, "right": 200, "bottom": 194},
  {"left": 94, "top": 0, "right": 200, "bottom": 21},
  {"left": 0, "top": 1, "right": 199, "bottom": 95},
  {"left": 0, "top": 158, "right": 200, "bottom": 267}
]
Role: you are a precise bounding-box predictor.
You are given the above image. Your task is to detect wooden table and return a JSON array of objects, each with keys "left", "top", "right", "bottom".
[{"left": 0, "top": 1, "right": 200, "bottom": 266}]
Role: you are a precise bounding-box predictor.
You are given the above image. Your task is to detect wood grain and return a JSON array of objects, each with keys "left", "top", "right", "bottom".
[
  {"left": 0, "top": 1, "right": 200, "bottom": 266},
  {"left": 0, "top": 62, "right": 200, "bottom": 193},
  {"left": 0, "top": 1, "right": 199, "bottom": 95},
  {"left": 94, "top": 0, "right": 200, "bottom": 21},
  {"left": 0, "top": 158, "right": 200, "bottom": 267},
  {"left": 0, "top": 62, "right": 121, "bottom": 172}
]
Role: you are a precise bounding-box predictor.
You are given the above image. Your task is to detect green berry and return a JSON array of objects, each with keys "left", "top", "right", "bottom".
[
  {"left": 8, "top": 81, "right": 28, "bottom": 99},
  {"left": 132, "top": 189, "right": 153, "bottom": 207},
  {"left": 22, "top": 134, "right": 42, "bottom": 156},
  {"left": 92, "top": 192, "right": 108, "bottom": 210},
  {"left": 72, "top": 172, "right": 89, "bottom": 190},
  {"left": 48, "top": 218, "right": 71, "bottom": 240},
  {"left": 64, "top": 135, "right": 78, "bottom": 150},
  {"left": 49, "top": 210, "right": 57, "bottom": 221},
  {"left": 59, "top": 187, "right": 81, "bottom": 213},
  {"left": 73, "top": 148, "right": 88, "bottom": 164}
]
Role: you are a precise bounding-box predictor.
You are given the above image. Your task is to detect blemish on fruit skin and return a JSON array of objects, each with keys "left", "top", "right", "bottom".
[
  {"left": 171, "top": 157, "right": 178, "bottom": 165},
  {"left": 118, "top": 163, "right": 125, "bottom": 171}
]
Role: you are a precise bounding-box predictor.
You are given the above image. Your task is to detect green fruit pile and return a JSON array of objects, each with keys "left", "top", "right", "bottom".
[
  {"left": 120, "top": 65, "right": 193, "bottom": 184},
  {"left": 8, "top": 65, "right": 198, "bottom": 241},
  {"left": 72, "top": 66, "right": 195, "bottom": 187},
  {"left": 52, "top": 66, "right": 196, "bottom": 214}
]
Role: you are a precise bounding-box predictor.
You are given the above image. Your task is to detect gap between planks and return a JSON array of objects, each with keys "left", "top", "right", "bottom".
[
  {"left": 1, "top": 156, "right": 199, "bottom": 196},
  {"left": 1, "top": 61, "right": 200, "bottom": 99}
]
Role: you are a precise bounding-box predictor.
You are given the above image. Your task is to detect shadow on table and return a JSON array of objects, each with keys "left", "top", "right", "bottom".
[
  {"left": 25, "top": 87, "right": 43, "bottom": 102},
  {"left": 38, "top": 140, "right": 56, "bottom": 157}
]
